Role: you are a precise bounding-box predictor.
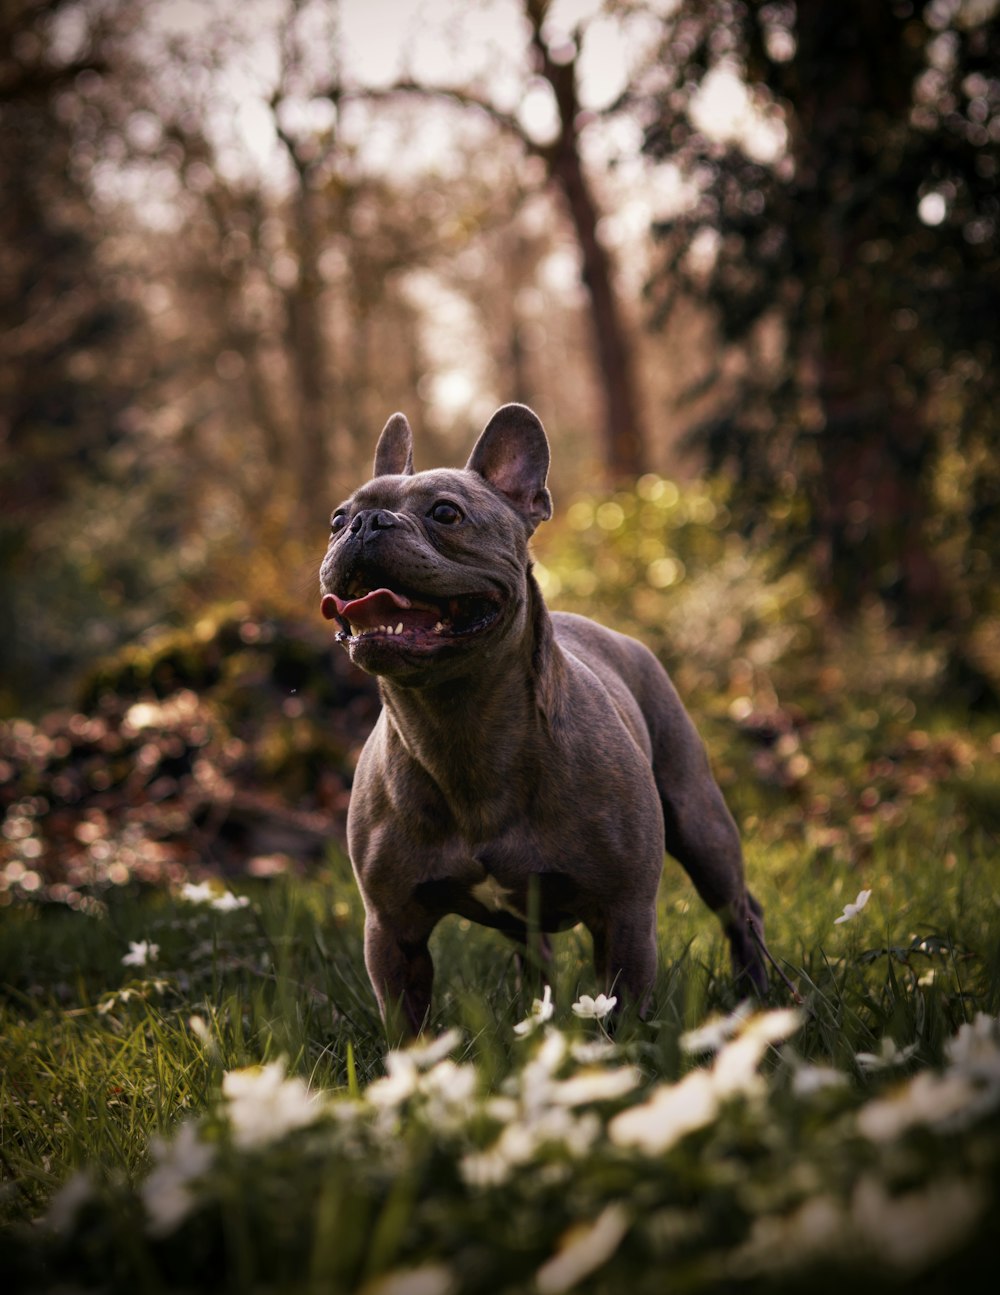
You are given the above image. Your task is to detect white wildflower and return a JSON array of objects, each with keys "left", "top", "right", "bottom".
[
  {"left": 856, "top": 1070, "right": 979, "bottom": 1141},
  {"left": 945, "top": 1012, "right": 1000, "bottom": 1082},
  {"left": 680, "top": 1000, "right": 753, "bottom": 1054},
  {"left": 420, "top": 1059, "right": 478, "bottom": 1128},
  {"left": 221, "top": 1058, "right": 322, "bottom": 1148},
  {"left": 210, "top": 891, "right": 250, "bottom": 912},
  {"left": 121, "top": 939, "right": 159, "bottom": 967},
  {"left": 495, "top": 1107, "right": 600, "bottom": 1166},
  {"left": 732, "top": 1195, "right": 844, "bottom": 1275},
  {"left": 609, "top": 1068, "right": 718, "bottom": 1154},
  {"left": 513, "top": 984, "right": 554, "bottom": 1037},
  {"left": 536, "top": 1204, "right": 630, "bottom": 1294},
  {"left": 460, "top": 1146, "right": 513, "bottom": 1188},
  {"left": 571, "top": 993, "right": 617, "bottom": 1020},
  {"left": 401, "top": 1028, "right": 463, "bottom": 1070},
  {"left": 834, "top": 888, "right": 872, "bottom": 924},
  {"left": 45, "top": 1169, "right": 95, "bottom": 1232},
  {"left": 855, "top": 1037, "right": 918, "bottom": 1072},
  {"left": 359, "top": 1262, "right": 455, "bottom": 1295},
  {"left": 851, "top": 1174, "right": 984, "bottom": 1273},
  {"left": 549, "top": 1066, "right": 642, "bottom": 1108},
  {"left": 179, "top": 881, "right": 215, "bottom": 904},
  {"left": 141, "top": 1121, "right": 214, "bottom": 1236},
  {"left": 366, "top": 1037, "right": 474, "bottom": 1124},
  {"left": 712, "top": 1034, "right": 769, "bottom": 1098},
  {"left": 570, "top": 1039, "right": 617, "bottom": 1065},
  {"left": 697, "top": 1007, "right": 804, "bottom": 1098},
  {"left": 741, "top": 1008, "right": 804, "bottom": 1046},
  {"left": 792, "top": 1064, "right": 848, "bottom": 1096},
  {"left": 365, "top": 1052, "right": 419, "bottom": 1109}
]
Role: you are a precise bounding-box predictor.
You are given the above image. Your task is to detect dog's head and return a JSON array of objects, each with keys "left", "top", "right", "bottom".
[{"left": 319, "top": 403, "right": 552, "bottom": 683}]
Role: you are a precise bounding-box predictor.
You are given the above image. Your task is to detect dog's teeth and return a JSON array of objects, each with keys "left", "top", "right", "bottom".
[
  {"left": 434, "top": 622, "right": 445, "bottom": 633},
  {"left": 349, "top": 623, "right": 360, "bottom": 636},
  {"left": 395, "top": 622, "right": 403, "bottom": 635}
]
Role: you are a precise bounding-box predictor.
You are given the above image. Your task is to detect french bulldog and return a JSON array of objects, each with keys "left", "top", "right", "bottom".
[{"left": 319, "top": 403, "right": 768, "bottom": 1036}]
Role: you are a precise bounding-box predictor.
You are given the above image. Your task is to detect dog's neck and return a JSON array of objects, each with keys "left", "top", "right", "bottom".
[{"left": 377, "top": 576, "right": 560, "bottom": 836}]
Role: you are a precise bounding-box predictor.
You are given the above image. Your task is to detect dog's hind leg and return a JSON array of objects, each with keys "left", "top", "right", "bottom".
[{"left": 646, "top": 705, "right": 769, "bottom": 994}]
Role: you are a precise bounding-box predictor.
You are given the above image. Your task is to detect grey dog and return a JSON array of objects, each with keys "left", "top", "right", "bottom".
[{"left": 319, "top": 403, "right": 768, "bottom": 1036}]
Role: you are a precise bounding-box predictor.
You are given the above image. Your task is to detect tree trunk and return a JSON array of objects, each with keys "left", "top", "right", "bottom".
[{"left": 525, "top": 0, "right": 647, "bottom": 480}]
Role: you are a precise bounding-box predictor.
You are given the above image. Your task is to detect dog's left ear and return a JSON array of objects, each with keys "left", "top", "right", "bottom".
[
  {"left": 373, "top": 412, "right": 414, "bottom": 477},
  {"left": 466, "top": 404, "right": 553, "bottom": 532}
]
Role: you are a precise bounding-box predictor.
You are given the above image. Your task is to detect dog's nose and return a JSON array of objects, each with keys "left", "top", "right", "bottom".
[{"left": 350, "top": 509, "right": 397, "bottom": 538}]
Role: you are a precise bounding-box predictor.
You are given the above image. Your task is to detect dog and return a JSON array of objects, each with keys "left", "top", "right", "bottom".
[{"left": 319, "top": 403, "right": 768, "bottom": 1036}]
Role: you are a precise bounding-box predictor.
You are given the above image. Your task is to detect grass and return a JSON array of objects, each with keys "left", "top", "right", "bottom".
[{"left": 2, "top": 818, "right": 999, "bottom": 1293}]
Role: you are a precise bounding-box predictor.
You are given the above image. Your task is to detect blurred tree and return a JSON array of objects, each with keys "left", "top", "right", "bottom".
[
  {"left": 0, "top": 0, "right": 152, "bottom": 707},
  {"left": 640, "top": 0, "right": 1000, "bottom": 640},
  {"left": 348, "top": 0, "right": 650, "bottom": 479}
]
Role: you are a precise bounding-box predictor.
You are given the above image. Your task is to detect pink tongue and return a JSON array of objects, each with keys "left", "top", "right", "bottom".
[{"left": 321, "top": 587, "right": 438, "bottom": 632}]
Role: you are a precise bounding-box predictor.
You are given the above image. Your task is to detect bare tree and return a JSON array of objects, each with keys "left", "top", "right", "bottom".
[{"left": 341, "top": 0, "right": 649, "bottom": 480}]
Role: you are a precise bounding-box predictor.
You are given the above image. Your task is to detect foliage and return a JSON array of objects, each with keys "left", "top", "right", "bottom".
[
  {"left": 0, "top": 607, "right": 377, "bottom": 897},
  {"left": 639, "top": 0, "right": 1000, "bottom": 629},
  {"left": 2, "top": 835, "right": 1000, "bottom": 1293},
  {"left": 1, "top": 471, "right": 999, "bottom": 1290}
]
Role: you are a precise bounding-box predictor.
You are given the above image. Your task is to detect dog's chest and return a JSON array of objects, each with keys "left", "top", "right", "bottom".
[
  {"left": 413, "top": 850, "right": 584, "bottom": 934},
  {"left": 467, "top": 872, "right": 524, "bottom": 919}
]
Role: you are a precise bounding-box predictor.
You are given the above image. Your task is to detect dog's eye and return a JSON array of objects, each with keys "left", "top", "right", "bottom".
[
  {"left": 330, "top": 512, "right": 347, "bottom": 534},
  {"left": 430, "top": 501, "right": 463, "bottom": 525}
]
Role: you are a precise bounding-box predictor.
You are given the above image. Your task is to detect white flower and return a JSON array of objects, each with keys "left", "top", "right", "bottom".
[
  {"left": 367, "top": 1052, "right": 420, "bottom": 1109},
  {"left": 179, "top": 881, "right": 215, "bottom": 904},
  {"left": 221, "top": 1058, "right": 322, "bottom": 1148},
  {"left": 850, "top": 1174, "right": 984, "bottom": 1273},
  {"left": 680, "top": 1000, "right": 753, "bottom": 1054},
  {"left": 855, "top": 1037, "right": 918, "bottom": 1072},
  {"left": 792, "top": 1064, "right": 848, "bottom": 1096},
  {"left": 210, "top": 891, "right": 250, "bottom": 912},
  {"left": 420, "top": 1059, "right": 478, "bottom": 1128},
  {"left": 45, "top": 1169, "right": 95, "bottom": 1232},
  {"left": 945, "top": 1012, "right": 1000, "bottom": 1082},
  {"left": 570, "top": 1039, "right": 617, "bottom": 1065},
  {"left": 691, "top": 1007, "right": 804, "bottom": 1099},
  {"left": 609, "top": 1068, "right": 718, "bottom": 1154},
  {"left": 360, "top": 1262, "right": 455, "bottom": 1295},
  {"left": 834, "top": 888, "right": 872, "bottom": 924},
  {"left": 401, "top": 1027, "right": 463, "bottom": 1070},
  {"left": 460, "top": 1146, "right": 513, "bottom": 1188},
  {"left": 571, "top": 993, "right": 617, "bottom": 1020},
  {"left": 366, "top": 1036, "right": 475, "bottom": 1125},
  {"left": 141, "top": 1121, "right": 214, "bottom": 1236},
  {"left": 731, "top": 1195, "right": 844, "bottom": 1275},
  {"left": 179, "top": 881, "right": 250, "bottom": 912},
  {"left": 513, "top": 984, "right": 554, "bottom": 1037},
  {"left": 711, "top": 1034, "right": 769, "bottom": 1098},
  {"left": 856, "top": 1071, "right": 979, "bottom": 1141},
  {"left": 536, "top": 1204, "right": 630, "bottom": 1294},
  {"left": 122, "top": 939, "right": 159, "bottom": 967},
  {"left": 549, "top": 1066, "right": 642, "bottom": 1107}
]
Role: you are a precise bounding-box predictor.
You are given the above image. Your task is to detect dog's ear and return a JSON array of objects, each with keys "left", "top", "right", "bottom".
[
  {"left": 373, "top": 412, "right": 414, "bottom": 477},
  {"left": 466, "top": 404, "right": 553, "bottom": 531}
]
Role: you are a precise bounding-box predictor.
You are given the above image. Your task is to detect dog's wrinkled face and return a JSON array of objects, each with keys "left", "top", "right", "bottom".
[{"left": 319, "top": 404, "right": 552, "bottom": 684}]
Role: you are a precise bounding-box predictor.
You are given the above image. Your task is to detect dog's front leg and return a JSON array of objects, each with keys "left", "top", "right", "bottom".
[
  {"left": 363, "top": 914, "right": 434, "bottom": 1040},
  {"left": 590, "top": 906, "right": 658, "bottom": 1018}
]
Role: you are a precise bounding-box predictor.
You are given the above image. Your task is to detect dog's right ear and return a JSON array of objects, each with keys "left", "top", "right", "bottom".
[{"left": 373, "top": 413, "right": 414, "bottom": 477}]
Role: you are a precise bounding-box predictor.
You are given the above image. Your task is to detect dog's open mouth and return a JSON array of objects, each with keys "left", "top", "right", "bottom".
[{"left": 321, "top": 586, "right": 502, "bottom": 646}]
